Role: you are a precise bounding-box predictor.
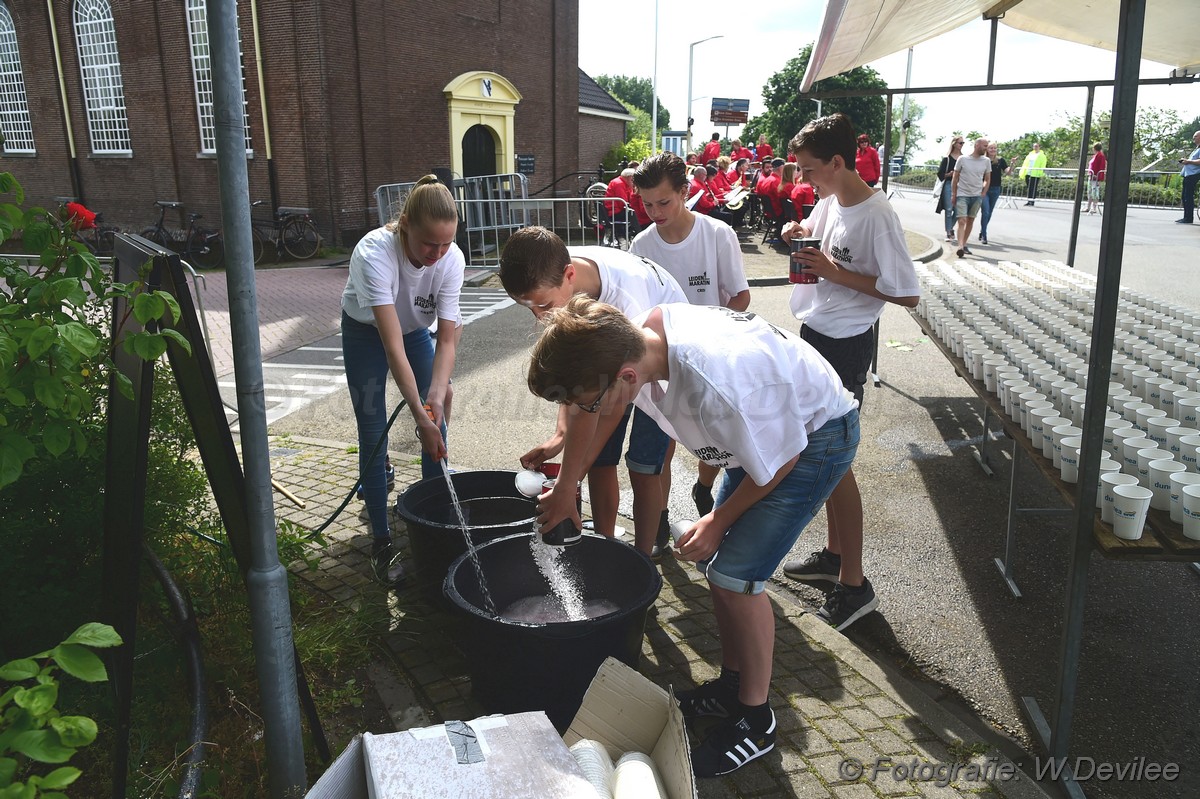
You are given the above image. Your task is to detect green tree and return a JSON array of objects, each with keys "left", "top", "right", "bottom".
[
  {"left": 756, "top": 44, "right": 887, "bottom": 151},
  {"left": 594, "top": 74, "right": 670, "bottom": 129}
]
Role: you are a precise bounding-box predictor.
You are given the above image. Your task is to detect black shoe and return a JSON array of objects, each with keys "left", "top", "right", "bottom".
[
  {"left": 817, "top": 578, "right": 879, "bottom": 631},
  {"left": 1024, "top": 201, "right": 1034, "bottom": 206},
  {"left": 371, "top": 538, "right": 405, "bottom": 588},
  {"left": 1175, "top": 219, "right": 1193, "bottom": 224},
  {"left": 386, "top": 457, "right": 395, "bottom": 491},
  {"left": 649, "top": 524, "right": 671, "bottom": 561},
  {"left": 690, "top": 709, "right": 777, "bottom": 778},
  {"left": 782, "top": 548, "right": 841, "bottom": 582},
  {"left": 676, "top": 678, "right": 737, "bottom": 719},
  {"left": 955, "top": 247, "right": 965, "bottom": 258},
  {"left": 963, "top": 246, "right": 973, "bottom": 255},
  {"left": 691, "top": 481, "right": 714, "bottom": 517},
  {"left": 979, "top": 235, "right": 988, "bottom": 245}
]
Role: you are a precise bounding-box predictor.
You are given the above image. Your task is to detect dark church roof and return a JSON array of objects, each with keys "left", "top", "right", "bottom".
[{"left": 578, "top": 69, "right": 630, "bottom": 115}]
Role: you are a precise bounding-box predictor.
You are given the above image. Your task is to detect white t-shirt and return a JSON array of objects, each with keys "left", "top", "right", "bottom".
[
  {"left": 953, "top": 154, "right": 990, "bottom": 197},
  {"left": 632, "top": 304, "right": 857, "bottom": 486},
  {"left": 629, "top": 213, "right": 749, "bottom": 307},
  {"left": 341, "top": 226, "right": 465, "bottom": 332},
  {"left": 568, "top": 246, "right": 686, "bottom": 316},
  {"left": 789, "top": 191, "right": 920, "bottom": 339}
]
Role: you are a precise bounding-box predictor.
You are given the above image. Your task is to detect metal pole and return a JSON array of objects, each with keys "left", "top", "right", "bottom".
[
  {"left": 686, "top": 43, "right": 695, "bottom": 156},
  {"left": 897, "top": 47, "right": 913, "bottom": 165},
  {"left": 882, "top": 94, "right": 893, "bottom": 192},
  {"left": 1067, "top": 87, "right": 1095, "bottom": 267},
  {"left": 1049, "top": 0, "right": 1145, "bottom": 765},
  {"left": 207, "top": 1, "right": 306, "bottom": 795},
  {"left": 650, "top": 0, "right": 658, "bottom": 155}
]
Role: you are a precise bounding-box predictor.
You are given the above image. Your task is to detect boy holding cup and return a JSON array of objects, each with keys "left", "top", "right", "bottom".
[{"left": 780, "top": 113, "right": 921, "bottom": 630}]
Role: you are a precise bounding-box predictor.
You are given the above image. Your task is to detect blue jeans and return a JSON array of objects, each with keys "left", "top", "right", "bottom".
[
  {"left": 699, "top": 409, "right": 860, "bottom": 594},
  {"left": 593, "top": 405, "right": 671, "bottom": 475},
  {"left": 941, "top": 179, "right": 957, "bottom": 236},
  {"left": 342, "top": 312, "right": 446, "bottom": 539},
  {"left": 1182, "top": 171, "right": 1199, "bottom": 223},
  {"left": 980, "top": 185, "right": 1002, "bottom": 237}
]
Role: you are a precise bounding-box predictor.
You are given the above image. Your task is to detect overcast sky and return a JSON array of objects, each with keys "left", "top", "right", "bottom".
[{"left": 578, "top": 0, "right": 1200, "bottom": 164}]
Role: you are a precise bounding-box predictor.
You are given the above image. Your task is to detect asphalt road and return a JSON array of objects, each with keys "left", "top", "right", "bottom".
[{"left": 270, "top": 195, "right": 1200, "bottom": 799}]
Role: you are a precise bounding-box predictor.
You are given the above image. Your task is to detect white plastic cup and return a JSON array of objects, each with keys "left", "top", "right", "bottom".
[
  {"left": 1177, "top": 397, "right": 1200, "bottom": 427},
  {"left": 1096, "top": 460, "right": 1122, "bottom": 509},
  {"left": 1050, "top": 424, "right": 1083, "bottom": 469},
  {"left": 1111, "top": 484, "right": 1153, "bottom": 540},
  {"left": 1120, "top": 435, "right": 1153, "bottom": 476},
  {"left": 1041, "top": 416, "right": 1073, "bottom": 460},
  {"left": 1024, "top": 400, "right": 1054, "bottom": 436},
  {"left": 1169, "top": 473, "right": 1200, "bottom": 525},
  {"left": 1136, "top": 446, "right": 1169, "bottom": 488},
  {"left": 1180, "top": 435, "right": 1200, "bottom": 473},
  {"left": 1059, "top": 436, "right": 1083, "bottom": 483},
  {"left": 1120, "top": 400, "right": 1152, "bottom": 424},
  {"left": 1148, "top": 459, "right": 1186, "bottom": 511},
  {"left": 1104, "top": 418, "right": 1134, "bottom": 459},
  {"left": 1165, "top": 426, "right": 1200, "bottom": 456},
  {"left": 1144, "top": 416, "right": 1178, "bottom": 449},
  {"left": 1029, "top": 406, "right": 1059, "bottom": 452},
  {"left": 1134, "top": 405, "right": 1167, "bottom": 433},
  {"left": 1181, "top": 484, "right": 1200, "bottom": 541},
  {"left": 1101, "top": 473, "right": 1140, "bottom": 524}
]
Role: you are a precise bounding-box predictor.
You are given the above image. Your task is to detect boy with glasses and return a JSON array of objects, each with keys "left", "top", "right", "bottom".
[{"left": 498, "top": 226, "right": 685, "bottom": 555}]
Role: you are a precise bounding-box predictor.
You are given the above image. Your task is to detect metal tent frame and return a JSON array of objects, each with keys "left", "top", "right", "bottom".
[{"left": 801, "top": 3, "right": 1197, "bottom": 796}]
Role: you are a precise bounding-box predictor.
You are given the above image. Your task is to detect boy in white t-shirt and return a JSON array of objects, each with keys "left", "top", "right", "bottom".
[
  {"left": 526, "top": 296, "right": 860, "bottom": 777},
  {"left": 498, "top": 226, "right": 686, "bottom": 555},
  {"left": 631, "top": 152, "right": 752, "bottom": 555},
  {"left": 780, "top": 113, "right": 921, "bottom": 631}
]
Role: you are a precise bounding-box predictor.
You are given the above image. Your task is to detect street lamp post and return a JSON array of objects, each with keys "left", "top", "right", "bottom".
[{"left": 686, "top": 34, "right": 724, "bottom": 156}]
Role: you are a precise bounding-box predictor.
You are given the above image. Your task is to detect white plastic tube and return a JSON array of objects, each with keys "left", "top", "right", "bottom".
[
  {"left": 569, "top": 739, "right": 614, "bottom": 799},
  {"left": 613, "top": 751, "right": 667, "bottom": 799}
]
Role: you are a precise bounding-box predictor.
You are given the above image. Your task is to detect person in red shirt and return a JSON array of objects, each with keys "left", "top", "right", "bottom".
[
  {"left": 790, "top": 172, "right": 816, "bottom": 220},
  {"left": 754, "top": 160, "right": 782, "bottom": 241},
  {"left": 786, "top": 152, "right": 797, "bottom": 163},
  {"left": 756, "top": 134, "right": 774, "bottom": 163},
  {"left": 854, "top": 133, "right": 882, "bottom": 187},
  {"left": 1086, "top": 142, "right": 1107, "bottom": 215},
  {"left": 604, "top": 168, "right": 637, "bottom": 244},
  {"left": 689, "top": 166, "right": 717, "bottom": 216},
  {"left": 708, "top": 161, "right": 733, "bottom": 201},
  {"left": 701, "top": 133, "right": 721, "bottom": 165},
  {"left": 730, "top": 139, "right": 754, "bottom": 162}
]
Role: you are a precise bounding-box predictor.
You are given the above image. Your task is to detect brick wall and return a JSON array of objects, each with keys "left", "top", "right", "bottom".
[
  {"left": 579, "top": 115, "right": 626, "bottom": 177},
  {"left": 3, "top": 0, "right": 578, "bottom": 248}
]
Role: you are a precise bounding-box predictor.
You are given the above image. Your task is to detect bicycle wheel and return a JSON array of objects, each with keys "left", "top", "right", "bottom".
[
  {"left": 140, "top": 227, "right": 169, "bottom": 249},
  {"left": 94, "top": 227, "right": 117, "bottom": 257},
  {"left": 187, "top": 229, "right": 224, "bottom": 270},
  {"left": 281, "top": 218, "right": 320, "bottom": 260},
  {"left": 251, "top": 226, "right": 266, "bottom": 265}
]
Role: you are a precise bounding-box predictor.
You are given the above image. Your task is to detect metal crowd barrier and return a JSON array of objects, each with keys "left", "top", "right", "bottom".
[{"left": 454, "top": 196, "right": 632, "bottom": 265}]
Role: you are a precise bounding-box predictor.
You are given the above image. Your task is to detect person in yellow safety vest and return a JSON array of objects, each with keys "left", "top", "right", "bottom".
[{"left": 1019, "top": 143, "right": 1048, "bottom": 206}]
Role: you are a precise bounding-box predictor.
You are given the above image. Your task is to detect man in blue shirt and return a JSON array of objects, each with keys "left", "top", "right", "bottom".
[{"left": 1178, "top": 130, "right": 1200, "bottom": 224}]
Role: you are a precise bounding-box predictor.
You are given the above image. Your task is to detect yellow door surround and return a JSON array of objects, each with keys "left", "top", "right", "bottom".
[{"left": 443, "top": 71, "right": 522, "bottom": 178}]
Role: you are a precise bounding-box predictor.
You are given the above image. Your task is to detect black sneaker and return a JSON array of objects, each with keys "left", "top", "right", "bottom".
[
  {"left": 385, "top": 456, "right": 395, "bottom": 490},
  {"left": 649, "top": 515, "right": 672, "bottom": 561},
  {"left": 782, "top": 548, "right": 841, "bottom": 582},
  {"left": 676, "top": 679, "right": 737, "bottom": 719},
  {"left": 371, "top": 538, "right": 405, "bottom": 589},
  {"left": 816, "top": 579, "right": 879, "bottom": 631},
  {"left": 691, "top": 481, "right": 714, "bottom": 517},
  {"left": 690, "top": 710, "right": 777, "bottom": 778}
]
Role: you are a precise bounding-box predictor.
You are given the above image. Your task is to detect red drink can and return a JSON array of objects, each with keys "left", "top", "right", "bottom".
[{"left": 789, "top": 237, "right": 821, "bottom": 284}]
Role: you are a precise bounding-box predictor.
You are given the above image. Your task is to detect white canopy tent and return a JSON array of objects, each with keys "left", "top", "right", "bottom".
[
  {"left": 801, "top": 0, "right": 1200, "bottom": 92},
  {"left": 794, "top": 3, "right": 1198, "bottom": 799}
]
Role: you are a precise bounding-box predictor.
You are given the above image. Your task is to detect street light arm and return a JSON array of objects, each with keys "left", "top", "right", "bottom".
[{"left": 686, "top": 34, "right": 725, "bottom": 155}]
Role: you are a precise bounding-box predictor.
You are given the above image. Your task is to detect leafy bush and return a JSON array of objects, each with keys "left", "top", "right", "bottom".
[{"left": 0, "top": 623, "right": 121, "bottom": 799}]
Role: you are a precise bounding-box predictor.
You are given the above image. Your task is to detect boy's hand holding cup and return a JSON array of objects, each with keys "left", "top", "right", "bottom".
[{"left": 789, "top": 237, "right": 822, "bottom": 284}]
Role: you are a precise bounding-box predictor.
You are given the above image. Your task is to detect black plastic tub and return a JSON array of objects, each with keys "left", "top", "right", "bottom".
[
  {"left": 443, "top": 532, "right": 662, "bottom": 732},
  {"left": 394, "top": 470, "right": 537, "bottom": 584}
]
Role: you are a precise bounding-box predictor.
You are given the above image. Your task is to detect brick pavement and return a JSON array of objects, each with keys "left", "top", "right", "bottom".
[{"left": 269, "top": 437, "right": 1048, "bottom": 799}]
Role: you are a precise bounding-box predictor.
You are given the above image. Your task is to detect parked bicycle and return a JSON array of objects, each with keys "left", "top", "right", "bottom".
[
  {"left": 53, "top": 196, "right": 120, "bottom": 257},
  {"left": 139, "top": 200, "right": 224, "bottom": 270},
  {"left": 249, "top": 201, "right": 321, "bottom": 265}
]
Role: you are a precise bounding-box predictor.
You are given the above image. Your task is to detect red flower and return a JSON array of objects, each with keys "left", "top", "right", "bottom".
[{"left": 65, "top": 201, "right": 96, "bottom": 230}]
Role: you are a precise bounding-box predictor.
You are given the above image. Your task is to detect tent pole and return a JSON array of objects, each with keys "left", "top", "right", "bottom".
[
  {"left": 1020, "top": 4, "right": 1145, "bottom": 798},
  {"left": 986, "top": 17, "right": 998, "bottom": 86},
  {"left": 1066, "top": 86, "right": 1095, "bottom": 267}
]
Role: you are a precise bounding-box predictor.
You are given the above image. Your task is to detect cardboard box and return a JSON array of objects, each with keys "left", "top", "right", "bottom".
[{"left": 307, "top": 657, "right": 696, "bottom": 799}]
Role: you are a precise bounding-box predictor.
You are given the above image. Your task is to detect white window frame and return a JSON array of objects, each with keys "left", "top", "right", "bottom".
[
  {"left": 73, "top": 0, "right": 130, "bottom": 155},
  {"left": 0, "top": 3, "right": 34, "bottom": 154},
  {"left": 186, "top": 0, "right": 252, "bottom": 155}
]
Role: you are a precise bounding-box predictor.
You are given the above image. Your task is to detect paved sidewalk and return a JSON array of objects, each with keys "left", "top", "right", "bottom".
[{"left": 269, "top": 436, "right": 1049, "bottom": 799}]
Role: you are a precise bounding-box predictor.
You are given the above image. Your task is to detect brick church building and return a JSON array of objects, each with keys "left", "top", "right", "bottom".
[{"left": 0, "top": 0, "right": 627, "bottom": 246}]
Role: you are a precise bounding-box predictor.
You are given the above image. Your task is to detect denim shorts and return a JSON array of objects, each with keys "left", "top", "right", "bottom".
[
  {"left": 800, "top": 324, "right": 874, "bottom": 409},
  {"left": 954, "top": 195, "right": 983, "bottom": 218},
  {"left": 699, "top": 409, "right": 860, "bottom": 594},
  {"left": 593, "top": 404, "right": 670, "bottom": 475}
]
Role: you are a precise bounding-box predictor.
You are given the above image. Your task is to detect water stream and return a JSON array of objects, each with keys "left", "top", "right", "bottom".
[{"left": 440, "top": 461, "right": 499, "bottom": 617}]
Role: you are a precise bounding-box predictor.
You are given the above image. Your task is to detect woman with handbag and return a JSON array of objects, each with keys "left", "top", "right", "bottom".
[{"left": 936, "top": 136, "right": 964, "bottom": 242}]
